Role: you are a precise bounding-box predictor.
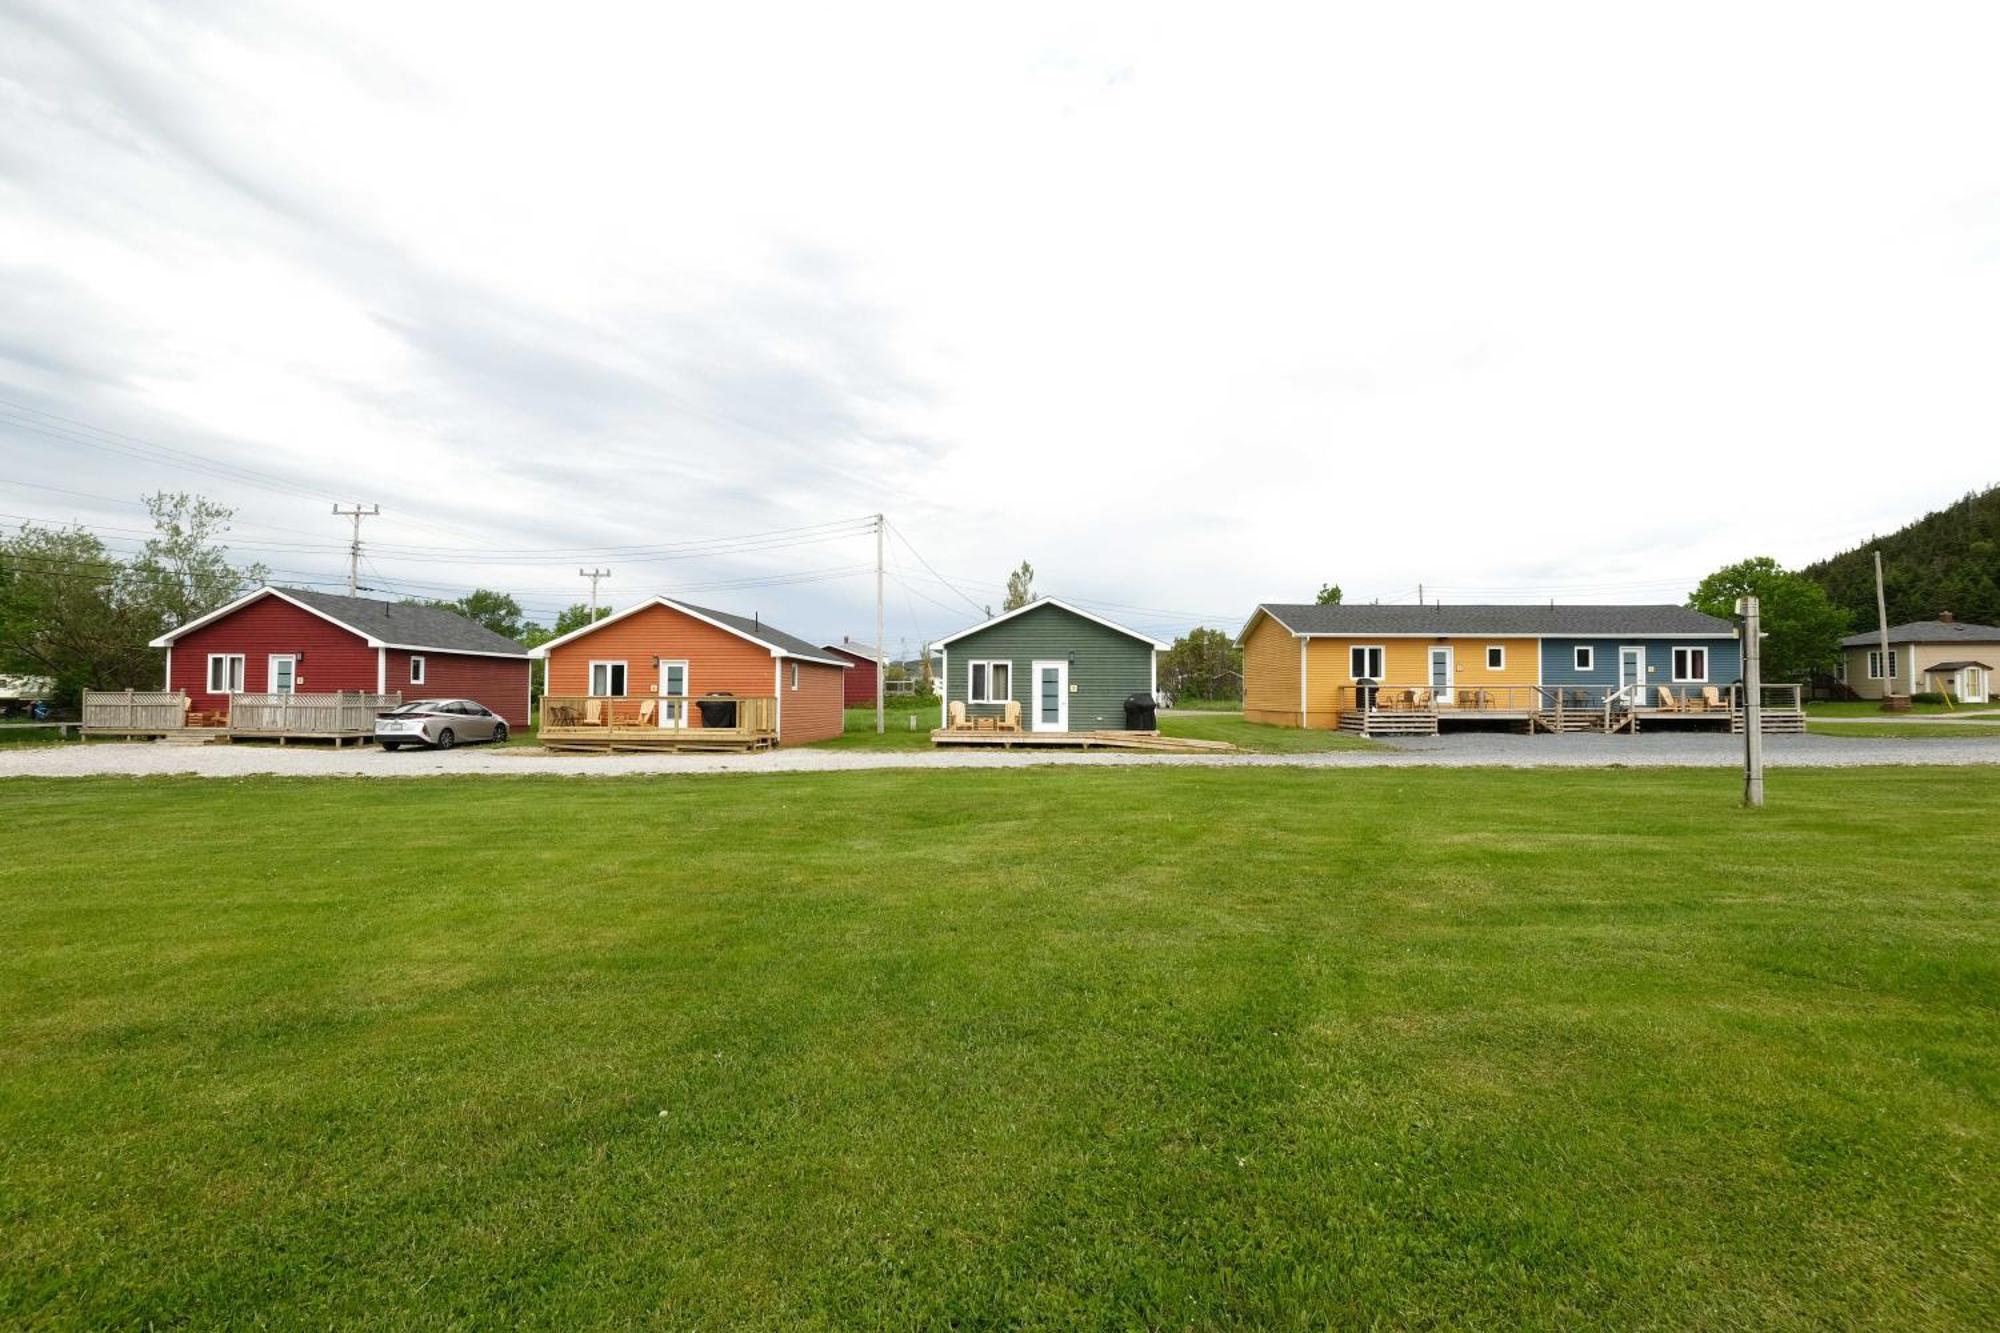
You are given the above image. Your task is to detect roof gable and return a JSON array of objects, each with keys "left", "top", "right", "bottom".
[
  {"left": 148, "top": 586, "right": 528, "bottom": 656},
  {"left": 526, "top": 596, "right": 845, "bottom": 665},
  {"left": 933, "top": 598, "right": 1169, "bottom": 651}
]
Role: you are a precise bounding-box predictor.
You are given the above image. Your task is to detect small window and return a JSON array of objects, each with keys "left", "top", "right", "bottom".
[
  {"left": 589, "top": 661, "right": 627, "bottom": 696},
  {"left": 968, "top": 660, "right": 1011, "bottom": 703},
  {"left": 1574, "top": 646, "right": 1595, "bottom": 672},
  {"left": 1866, "top": 650, "right": 1898, "bottom": 680},
  {"left": 1486, "top": 646, "right": 1505, "bottom": 671},
  {"left": 409, "top": 656, "right": 426, "bottom": 685},
  {"left": 1348, "top": 645, "right": 1385, "bottom": 680},
  {"left": 1672, "top": 646, "right": 1709, "bottom": 682},
  {"left": 206, "top": 653, "right": 245, "bottom": 693},
  {"left": 789, "top": 662, "right": 800, "bottom": 691}
]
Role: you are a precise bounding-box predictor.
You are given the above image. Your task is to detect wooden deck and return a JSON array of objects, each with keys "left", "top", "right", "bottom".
[
  {"left": 931, "top": 728, "right": 1238, "bottom": 753},
  {"left": 80, "top": 690, "right": 400, "bottom": 745},
  {"left": 538, "top": 695, "right": 778, "bottom": 753},
  {"left": 1333, "top": 684, "right": 1806, "bottom": 737}
]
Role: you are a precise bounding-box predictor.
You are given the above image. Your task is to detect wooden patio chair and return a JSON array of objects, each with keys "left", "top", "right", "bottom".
[
  {"left": 1654, "top": 686, "right": 1685, "bottom": 711},
  {"left": 637, "top": 700, "right": 657, "bottom": 726},
  {"left": 585, "top": 698, "right": 605, "bottom": 725},
  {"left": 947, "top": 700, "right": 969, "bottom": 730},
  {"left": 1412, "top": 689, "right": 1434, "bottom": 709},
  {"left": 1699, "top": 686, "right": 1724, "bottom": 712},
  {"left": 999, "top": 700, "right": 1022, "bottom": 732}
]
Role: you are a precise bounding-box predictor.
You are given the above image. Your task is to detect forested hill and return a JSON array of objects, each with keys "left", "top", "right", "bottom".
[{"left": 1801, "top": 486, "right": 2000, "bottom": 628}]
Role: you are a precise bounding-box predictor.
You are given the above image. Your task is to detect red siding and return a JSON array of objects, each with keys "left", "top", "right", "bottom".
[
  {"left": 168, "top": 595, "right": 375, "bottom": 713},
  {"left": 827, "top": 645, "right": 877, "bottom": 705},
  {"left": 384, "top": 649, "right": 531, "bottom": 728}
]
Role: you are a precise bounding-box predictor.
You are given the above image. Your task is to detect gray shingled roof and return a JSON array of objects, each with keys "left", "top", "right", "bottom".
[
  {"left": 282, "top": 588, "right": 529, "bottom": 655},
  {"left": 1251, "top": 603, "right": 1738, "bottom": 637},
  {"left": 1840, "top": 619, "right": 2000, "bottom": 648},
  {"left": 674, "top": 601, "right": 846, "bottom": 666}
]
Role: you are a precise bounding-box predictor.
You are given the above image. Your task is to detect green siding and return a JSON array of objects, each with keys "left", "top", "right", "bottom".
[{"left": 943, "top": 603, "right": 1155, "bottom": 731}]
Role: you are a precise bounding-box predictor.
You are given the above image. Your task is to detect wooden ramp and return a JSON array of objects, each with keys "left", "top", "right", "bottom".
[{"left": 931, "top": 728, "right": 1238, "bottom": 754}]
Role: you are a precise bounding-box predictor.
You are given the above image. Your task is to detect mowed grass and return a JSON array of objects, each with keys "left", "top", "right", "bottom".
[
  {"left": 1158, "top": 712, "right": 1381, "bottom": 753},
  {"left": 1809, "top": 721, "right": 2000, "bottom": 739},
  {"left": 2, "top": 768, "right": 1997, "bottom": 1328}
]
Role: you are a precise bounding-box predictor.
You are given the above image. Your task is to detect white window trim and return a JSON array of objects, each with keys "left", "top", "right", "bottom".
[
  {"left": 409, "top": 655, "right": 426, "bottom": 685},
  {"left": 206, "top": 653, "right": 245, "bottom": 694},
  {"left": 1671, "top": 646, "right": 1709, "bottom": 683},
  {"left": 967, "top": 659, "right": 1012, "bottom": 704},
  {"left": 1574, "top": 646, "right": 1595, "bottom": 673},
  {"left": 1485, "top": 645, "right": 1505, "bottom": 671},
  {"left": 1348, "top": 645, "right": 1385, "bottom": 680},
  {"left": 1031, "top": 659, "right": 1068, "bottom": 732},
  {"left": 1866, "top": 649, "right": 1898, "bottom": 681},
  {"left": 658, "top": 659, "right": 689, "bottom": 727},
  {"left": 267, "top": 654, "right": 298, "bottom": 695},
  {"left": 588, "top": 659, "right": 628, "bottom": 697},
  {"left": 789, "top": 661, "right": 800, "bottom": 691}
]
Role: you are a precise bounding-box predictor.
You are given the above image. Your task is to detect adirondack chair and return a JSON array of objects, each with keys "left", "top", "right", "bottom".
[
  {"left": 1654, "top": 686, "right": 1685, "bottom": 712},
  {"left": 999, "top": 700, "right": 1022, "bottom": 732},
  {"left": 585, "top": 698, "right": 605, "bottom": 725},
  {"left": 947, "top": 699, "right": 969, "bottom": 730},
  {"left": 1699, "top": 686, "right": 1725, "bottom": 712},
  {"left": 637, "top": 700, "right": 657, "bottom": 726}
]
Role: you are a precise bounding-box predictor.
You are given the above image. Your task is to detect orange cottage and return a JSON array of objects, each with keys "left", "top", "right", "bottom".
[{"left": 531, "top": 597, "right": 848, "bottom": 746}]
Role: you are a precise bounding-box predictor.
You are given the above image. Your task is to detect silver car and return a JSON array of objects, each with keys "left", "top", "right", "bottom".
[{"left": 375, "top": 698, "right": 509, "bottom": 750}]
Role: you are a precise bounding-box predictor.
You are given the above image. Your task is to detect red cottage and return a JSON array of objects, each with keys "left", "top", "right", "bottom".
[
  {"left": 822, "top": 638, "right": 882, "bottom": 706},
  {"left": 150, "top": 587, "right": 532, "bottom": 727}
]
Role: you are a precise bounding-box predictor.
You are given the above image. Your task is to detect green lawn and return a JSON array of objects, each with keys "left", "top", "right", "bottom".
[
  {"left": 1158, "top": 712, "right": 1381, "bottom": 753},
  {"left": 3, "top": 769, "right": 1997, "bottom": 1327},
  {"left": 1807, "top": 699, "right": 1972, "bottom": 717},
  {"left": 810, "top": 705, "right": 939, "bottom": 750},
  {"left": 1164, "top": 696, "right": 1243, "bottom": 711},
  {"left": 0, "top": 725, "right": 73, "bottom": 747},
  {"left": 1809, "top": 721, "right": 2000, "bottom": 739}
]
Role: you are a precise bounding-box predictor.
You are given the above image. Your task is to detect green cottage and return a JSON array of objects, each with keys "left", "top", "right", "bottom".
[{"left": 935, "top": 599, "right": 1167, "bottom": 734}]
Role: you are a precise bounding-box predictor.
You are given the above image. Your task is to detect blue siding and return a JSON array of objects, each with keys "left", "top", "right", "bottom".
[{"left": 1540, "top": 637, "right": 1741, "bottom": 690}]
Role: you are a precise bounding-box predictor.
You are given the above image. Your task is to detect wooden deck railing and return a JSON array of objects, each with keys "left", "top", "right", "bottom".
[
  {"left": 1333, "top": 683, "right": 1803, "bottom": 718},
  {"left": 82, "top": 690, "right": 189, "bottom": 732},
  {"left": 539, "top": 694, "right": 778, "bottom": 737},
  {"left": 228, "top": 692, "right": 401, "bottom": 736}
]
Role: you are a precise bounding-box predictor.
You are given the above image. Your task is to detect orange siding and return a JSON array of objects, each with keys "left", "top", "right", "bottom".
[
  {"left": 1306, "top": 636, "right": 1541, "bottom": 720},
  {"left": 1241, "top": 612, "right": 1302, "bottom": 727},
  {"left": 778, "top": 659, "right": 844, "bottom": 744}
]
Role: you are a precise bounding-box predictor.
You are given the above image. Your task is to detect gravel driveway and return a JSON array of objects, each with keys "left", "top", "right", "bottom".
[{"left": 4, "top": 732, "right": 1997, "bottom": 778}]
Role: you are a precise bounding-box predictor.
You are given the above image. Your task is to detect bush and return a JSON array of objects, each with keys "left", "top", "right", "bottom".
[{"left": 1910, "top": 691, "right": 1950, "bottom": 705}]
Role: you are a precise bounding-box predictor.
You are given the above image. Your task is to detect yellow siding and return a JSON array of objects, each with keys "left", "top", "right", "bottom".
[
  {"left": 1305, "top": 636, "right": 1542, "bottom": 720},
  {"left": 1241, "top": 613, "right": 1302, "bottom": 726}
]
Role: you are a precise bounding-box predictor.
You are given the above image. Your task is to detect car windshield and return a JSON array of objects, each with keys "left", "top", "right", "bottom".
[{"left": 389, "top": 700, "right": 451, "bottom": 714}]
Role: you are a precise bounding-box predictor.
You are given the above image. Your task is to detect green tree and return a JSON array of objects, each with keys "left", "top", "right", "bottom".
[
  {"left": 1160, "top": 626, "right": 1243, "bottom": 702},
  {"left": 1315, "top": 583, "right": 1343, "bottom": 605},
  {"left": 406, "top": 589, "right": 529, "bottom": 641},
  {"left": 1003, "top": 561, "right": 1036, "bottom": 612},
  {"left": 0, "top": 523, "right": 157, "bottom": 704},
  {"left": 1689, "top": 557, "right": 1851, "bottom": 683},
  {"left": 124, "top": 492, "right": 268, "bottom": 630}
]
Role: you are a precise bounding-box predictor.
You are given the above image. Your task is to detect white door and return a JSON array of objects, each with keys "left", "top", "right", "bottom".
[
  {"left": 1032, "top": 660, "right": 1068, "bottom": 732},
  {"left": 659, "top": 661, "right": 688, "bottom": 727},
  {"left": 268, "top": 655, "right": 297, "bottom": 694},
  {"left": 1427, "top": 647, "right": 1452, "bottom": 705},
  {"left": 1963, "top": 667, "right": 1988, "bottom": 704},
  {"left": 1619, "top": 646, "right": 1645, "bottom": 707}
]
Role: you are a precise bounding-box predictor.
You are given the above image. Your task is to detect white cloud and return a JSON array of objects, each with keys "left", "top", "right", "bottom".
[{"left": 4, "top": 1, "right": 1997, "bottom": 645}]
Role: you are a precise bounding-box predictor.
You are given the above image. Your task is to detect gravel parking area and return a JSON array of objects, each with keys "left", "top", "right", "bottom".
[{"left": 3, "top": 731, "right": 1997, "bottom": 778}]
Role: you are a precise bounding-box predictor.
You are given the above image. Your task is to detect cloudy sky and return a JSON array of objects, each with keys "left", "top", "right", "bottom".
[{"left": 3, "top": 2, "right": 1996, "bottom": 650}]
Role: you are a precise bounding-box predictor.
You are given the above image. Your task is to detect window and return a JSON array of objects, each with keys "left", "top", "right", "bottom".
[
  {"left": 1348, "top": 645, "right": 1385, "bottom": 680},
  {"left": 206, "top": 653, "right": 245, "bottom": 693},
  {"left": 1866, "top": 649, "right": 1898, "bottom": 680},
  {"left": 1573, "top": 646, "right": 1595, "bottom": 672},
  {"left": 1485, "top": 645, "right": 1505, "bottom": 671},
  {"left": 968, "top": 660, "right": 1011, "bottom": 703},
  {"left": 409, "top": 656, "right": 426, "bottom": 685},
  {"left": 1672, "top": 646, "right": 1709, "bottom": 682},
  {"left": 268, "top": 655, "right": 297, "bottom": 694},
  {"left": 789, "top": 662, "right": 800, "bottom": 691},
  {"left": 589, "top": 661, "right": 627, "bottom": 696}
]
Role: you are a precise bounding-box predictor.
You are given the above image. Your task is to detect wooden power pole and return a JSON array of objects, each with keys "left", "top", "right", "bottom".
[
  {"left": 875, "top": 514, "right": 886, "bottom": 735},
  {"left": 1739, "top": 594, "right": 1764, "bottom": 808},
  {"left": 1874, "top": 549, "right": 1900, "bottom": 710}
]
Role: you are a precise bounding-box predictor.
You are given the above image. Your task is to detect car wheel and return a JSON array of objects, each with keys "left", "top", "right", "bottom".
[
  {"left": 379, "top": 741, "right": 401, "bottom": 752},
  {"left": 435, "top": 728, "right": 456, "bottom": 751},
  {"left": 492, "top": 722, "right": 509, "bottom": 743}
]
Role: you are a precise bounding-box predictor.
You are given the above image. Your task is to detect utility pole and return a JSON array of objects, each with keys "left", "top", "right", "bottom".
[
  {"left": 875, "top": 513, "right": 887, "bottom": 734},
  {"left": 332, "top": 503, "right": 379, "bottom": 596},
  {"left": 1739, "top": 594, "right": 1764, "bottom": 809},
  {"left": 579, "top": 567, "right": 611, "bottom": 619},
  {"left": 1873, "top": 549, "right": 1901, "bottom": 711}
]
